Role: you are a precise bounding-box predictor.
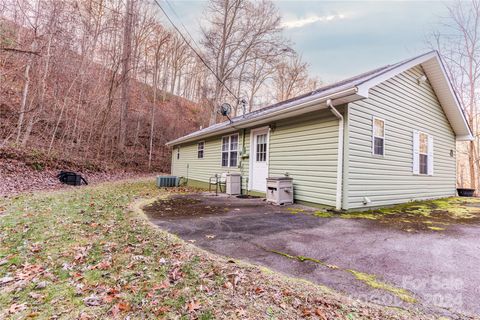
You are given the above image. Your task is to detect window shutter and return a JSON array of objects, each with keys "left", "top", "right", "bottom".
[
  {"left": 428, "top": 135, "right": 434, "bottom": 175},
  {"left": 371, "top": 118, "right": 375, "bottom": 155},
  {"left": 412, "top": 131, "right": 419, "bottom": 174}
]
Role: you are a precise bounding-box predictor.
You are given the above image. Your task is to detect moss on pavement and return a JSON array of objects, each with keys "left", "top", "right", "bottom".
[{"left": 309, "top": 197, "right": 480, "bottom": 232}]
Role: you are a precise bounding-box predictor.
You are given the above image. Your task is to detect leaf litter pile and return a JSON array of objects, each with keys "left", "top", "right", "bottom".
[
  {"left": 0, "top": 178, "right": 432, "bottom": 319},
  {"left": 143, "top": 196, "right": 227, "bottom": 219}
]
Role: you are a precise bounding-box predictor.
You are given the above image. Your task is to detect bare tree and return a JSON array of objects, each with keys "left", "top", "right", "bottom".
[
  {"left": 201, "top": 0, "right": 286, "bottom": 123},
  {"left": 0, "top": 0, "right": 316, "bottom": 171},
  {"left": 428, "top": 0, "right": 480, "bottom": 191},
  {"left": 273, "top": 53, "right": 318, "bottom": 101},
  {"left": 119, "top": 0, "right": 134, "bottom": 150}
]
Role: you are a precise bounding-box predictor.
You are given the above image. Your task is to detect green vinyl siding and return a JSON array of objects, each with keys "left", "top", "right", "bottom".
[
  {"left": 346, "top": 65, "right": 456, "bottom": 209},
  {"left": 269, "top": 109, "right": 340, "bottom": 207},
  {"left": 171, "top": 130, "right": 250, "bottom": 190},
  {"left": 170, "top": 109, "right": 340, "bottom": 207}
]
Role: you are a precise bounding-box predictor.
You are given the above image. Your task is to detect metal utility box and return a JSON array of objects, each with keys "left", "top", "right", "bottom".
[
  {"left": 156, "top": 176, "right": 179, "bottom": 187},
  {"left": 266, "top": 177, "right": 293, "bottom": 205},
  {"left": 226, "top": 173, "right": 241, "bottom": 195}
]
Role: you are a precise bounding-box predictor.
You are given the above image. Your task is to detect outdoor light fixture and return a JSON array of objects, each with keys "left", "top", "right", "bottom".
[{"left": 417, "top": 75, "right": 427, "bottom": 84}]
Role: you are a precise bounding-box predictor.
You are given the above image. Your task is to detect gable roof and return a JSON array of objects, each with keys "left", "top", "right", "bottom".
[{"left": 166, "top": 51, "right": 473, "bottom": 146}]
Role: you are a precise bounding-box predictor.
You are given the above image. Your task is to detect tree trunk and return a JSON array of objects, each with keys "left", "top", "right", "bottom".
[
  {"left": 148, "top": 48, "right": 161, "bottom": 170},
  {"left": 119, "top": 0, "right": 134, "bottom": 150},
  {"left": 16, "top": 63, "right": 31, "bottom": 144}
]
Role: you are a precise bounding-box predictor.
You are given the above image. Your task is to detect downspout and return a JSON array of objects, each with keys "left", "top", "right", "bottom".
[{"left": 327, "top": 99, "right": 343, "bottom": 211}]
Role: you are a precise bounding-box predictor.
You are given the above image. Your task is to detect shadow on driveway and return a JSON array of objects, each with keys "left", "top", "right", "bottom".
[{"left": 144, "top": 193, "right": 480, "bottom": 319}]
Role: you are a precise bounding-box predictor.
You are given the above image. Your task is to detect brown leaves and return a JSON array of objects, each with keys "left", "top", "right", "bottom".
[
  {"left": 16, "top": 263, "right": 44, "bottom": 281},
  {"left": 103, "top": 288, "right": 120, "bottom": 303},
  {"left": 78, "top": 312, "right": 92, "bottom": 320},
  {"left": 28, "top": 292, "right": 44, "bottom": 300},
  {"left": 90, "top": 259, "right": 112, "bottom": 270},
  {"left": 315, "top": 307, "right": 327, "bottom": 320},
  {"left": 8, "top": 303, "right": 27, "bottom": 314},
  {"left": 186, "top": 299, "right": 201, "bottom": 313},
  {"left": 168, "top": 267, "right": 184, "bottom": 283},
  {"left": 300, "top": 306, "right": 327, "bottom": 319},
  {"left": 28, "top": 242, "right": 42, "bottom": 253},
  {"left": 111, "top": 301, "right": 131, "bottom": 316},
  {"left": 74, "top": 245, "right": 91, "bottom": 263},
  {"left": 254, "top": 287, "right": 265, "bottom": 294},
  {"left": 153, "top": 306, "right": 170, "bottom": 316}
]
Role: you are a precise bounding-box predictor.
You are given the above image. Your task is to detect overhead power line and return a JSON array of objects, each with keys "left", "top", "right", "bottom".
[
  {"left": 164, "top": 0, "right": 204, "bottom": 54},
  {"left": 152, "top": 0, "right": 240, "bottom": 102}
]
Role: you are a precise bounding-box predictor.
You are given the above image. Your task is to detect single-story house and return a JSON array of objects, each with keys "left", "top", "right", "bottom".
[{"left": 166, "top": 51, "right": 473, "bottom": 210}]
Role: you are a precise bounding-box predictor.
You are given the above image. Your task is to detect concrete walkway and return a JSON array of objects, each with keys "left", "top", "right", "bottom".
[{"left": 145, "top": 194, "right": 480, "bottom": 319}]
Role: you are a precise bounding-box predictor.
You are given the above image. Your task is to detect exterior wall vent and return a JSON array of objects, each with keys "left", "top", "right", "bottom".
[{"left": 156, "top": 176, "right": 179, "bottom": 187}]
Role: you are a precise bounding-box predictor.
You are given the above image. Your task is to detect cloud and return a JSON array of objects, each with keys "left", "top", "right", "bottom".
[{"left": 282, "top": 13, "right": 346, "bottom": 29}]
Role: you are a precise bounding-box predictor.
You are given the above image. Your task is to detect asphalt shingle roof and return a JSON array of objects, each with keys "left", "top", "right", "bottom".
[{"left": 168, "top": 51, "right": 436, "bottom": 145}]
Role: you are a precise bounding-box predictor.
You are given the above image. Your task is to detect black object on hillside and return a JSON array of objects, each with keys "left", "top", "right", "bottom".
[{"left": 57, "top": 171, "right": 88, "bottom": 186}]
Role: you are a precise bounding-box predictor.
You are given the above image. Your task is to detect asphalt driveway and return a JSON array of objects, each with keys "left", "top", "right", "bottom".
[{"left": 144, "top": 193, "right": 480, "bottom": 319}]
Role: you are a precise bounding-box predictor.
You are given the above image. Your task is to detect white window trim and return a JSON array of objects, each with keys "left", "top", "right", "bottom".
[
  {"left": 413, "top": 130, "right": 434, "bottom": 176},
  {"left": 418, "top": 131, "right": 430, "bottom": 176},
  {"left": 197, "top": 141, "right": 205, "bottom": 159},
  {"left": 221, "top": 134, "right": 239, "bottom": 167},
  {"left": 372, "top": 116, "right": 386, "bottom": 157}
]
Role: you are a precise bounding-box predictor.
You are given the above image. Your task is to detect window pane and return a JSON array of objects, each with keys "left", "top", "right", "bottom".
[
  {"left": 374, "top": 119, "right": 384, "bottom": 137},
  {"left": 256, "top": 134, "right": 267, "bottom": 162},
  {"left": 230, "top": 135, "right": 238, "bottom": 151},
  {"left": 222, "top": 152, "right": 229, "bottom": 166},
  {"left": 420, "top": 154, "right": 428, "bottom": 174},
  {"left": 222, "top": 137, "right": 229, "bottom": 151},
  {"left": 374, "top": 137, "right": 384, "bottom": 155},
  {"left": 419, "top": 133, "right": 428, "bottom": 154},
  {"left": 229, "top": 151, "right": 238, "bottom": 167},
  {"left": 198, "top": 142, "right": 204, "bottom": 159}
]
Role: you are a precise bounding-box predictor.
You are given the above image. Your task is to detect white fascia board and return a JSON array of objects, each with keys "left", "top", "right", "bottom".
[
  {"left": 456, "top": 134, "right": 474, "bottom": 141},
  {"left": 434, "top": 53, "right": 474, "bottom": 140}
]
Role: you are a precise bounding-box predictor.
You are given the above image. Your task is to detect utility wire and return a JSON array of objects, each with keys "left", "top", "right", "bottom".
[
  {"left": 164, "top": 0, "right": 204, "bottom": 54},
  {"left": 152, "top": 0, "right": 240, "bottom": 102}
]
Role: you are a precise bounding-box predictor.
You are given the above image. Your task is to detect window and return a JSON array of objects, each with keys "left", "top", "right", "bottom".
[
  {"left": 197, "top": 141, "right": 205, "bottom": 159},
  {"left": 419, "top": 132, "right": 428, "bottom": 174},
  {"left": 176, "top": 147, "right": 180, "bottom": 160},
  {"left": 256, "top": 134, "right": 267, "bottom": 162},
  {"left": 372, "top": 117, "right": 385, "bottom": 156},
  {"left": 413, "top": 131, "right": 433, "bottom": 175},
  {"left": 221, "top": 134, "right": 238, "bottom": 167}
]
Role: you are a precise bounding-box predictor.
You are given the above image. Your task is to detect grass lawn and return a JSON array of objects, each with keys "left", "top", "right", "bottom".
[{"left": 0, "top": 178, "right": 431, "bottom": 319}]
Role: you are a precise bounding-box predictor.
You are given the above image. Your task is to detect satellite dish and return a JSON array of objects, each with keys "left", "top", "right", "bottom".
[{"left": 218, "top": 103, "right": 232, "bottom": 116}]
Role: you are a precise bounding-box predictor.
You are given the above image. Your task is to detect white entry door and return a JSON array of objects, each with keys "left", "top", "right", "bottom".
[{"left": 250, "top": 128, "right": 269, "bottom": 192}]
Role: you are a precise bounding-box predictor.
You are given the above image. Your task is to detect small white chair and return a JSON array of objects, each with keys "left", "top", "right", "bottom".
[{"left": 209, "top": 173, "right": 227, "bottom": 194}]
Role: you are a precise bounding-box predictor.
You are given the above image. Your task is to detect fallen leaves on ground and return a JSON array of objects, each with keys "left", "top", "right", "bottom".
[{"left": 0, "top": 178, "right": 432, "bottom": 319}]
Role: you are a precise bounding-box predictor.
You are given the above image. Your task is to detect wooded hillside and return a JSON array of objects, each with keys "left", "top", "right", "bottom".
[{"left": 0, "top": 0, "right": 317, "bottom": 173}]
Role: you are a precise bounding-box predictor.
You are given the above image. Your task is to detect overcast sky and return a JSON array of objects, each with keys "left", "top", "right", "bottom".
[{"left": 164, "top": 0, "right": 450, "bottom": 83}]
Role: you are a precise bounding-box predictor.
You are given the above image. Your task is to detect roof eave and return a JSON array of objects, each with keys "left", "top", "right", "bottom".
[
  {"left": 166, "top": 87, "right": 361, "bottom": 146},
  {"left": 456, "top": 134, "right": 474, "bottom": 141}
]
